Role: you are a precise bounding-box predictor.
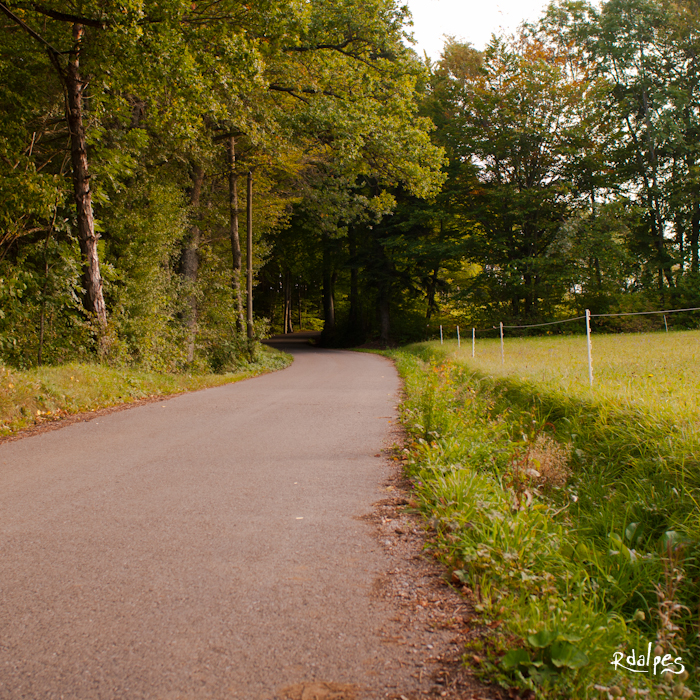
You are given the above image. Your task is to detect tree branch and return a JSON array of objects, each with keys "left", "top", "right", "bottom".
[
  {"left": 268, "top": 84, "right": 311, "bottom": 104},
  {"left": 268, "top": 84, "right": 343, "bottom": 101},
  {"left": 27, "top": 3, "right": 106, "bottom": 28},
  {"left": 212, "top": 128, "right": 246, "bottom": 143},
  {"left": 286, "top": 37, "right": 359, "bottom": 53},
  {"left": 0, "top": 1, "right": 64, "bottom": 55},
  {"left": 285, "top": 34, "right": 394, "bottom": 66}
]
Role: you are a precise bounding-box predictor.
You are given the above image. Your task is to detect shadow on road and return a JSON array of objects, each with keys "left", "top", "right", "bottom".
[{"left": 264, "top": 331, "right": 322, "bottom": 353}]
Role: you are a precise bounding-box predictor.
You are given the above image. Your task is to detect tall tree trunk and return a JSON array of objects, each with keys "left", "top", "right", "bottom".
[
  {"left": 182, "top": 165, "right": 204, "bottom": 363},
  {"left": 298, "top": 278, "right": 303, "bottom": 330},
  {"left": 37, "top": 201, "right": 59, "bottom": 366},
  {"left": 283, "top": 273, "right": 288, "bottom": 334},
  {"left": 687, "top": 152, "right": 700, "bottom": 276},
  {"left": 692, "top": 204, "right": 700, "bottom": 275},
  {"left": 348, "top": 229, "right": 361, "bottom": 339},
  {"left": 227, "top": 136, "right": 244, "bottom": 333},
  {"left": 376, "top": 241, "right": 391, "bottom": 345},
  {"left": 425, "top": 266, "right": 439, "bottom": 319},
  {"left": 283, "top": 271, "right": 294, "bottom": 334},
  {"left": 378, "top": 289, "right": 390, "bottom": 346},
  {"left": 675, "top": 214, "right": 685, "bottom": 275},
  {"left": 590, "top": 191, "right": 603, "bottom": 289},
  {"left": 593, "top": 258, "right": 602, "bottom": 288},
  {"left": 270, "top": 279, "right": 278, "bottom": 329},
  {"left": 4, "top": 12, "right": 107, "bottom": 344},
  {"left": 523, "top": 271, "right": 533, "bottom": 317},
  {"left": 641, "top": 90, "right": 670, "bottom": 292},
  {"left": 64, "top": 23, "right": 107, "bottom": 332},
  {"left": 246, "top": 171, "right": 254, "bottom": 340},
  {"left": 38, "top": 231, "right": 51, "bottom": 366},
  {"left": 322, "top": 236, "right": 335, "bottom": 338}
]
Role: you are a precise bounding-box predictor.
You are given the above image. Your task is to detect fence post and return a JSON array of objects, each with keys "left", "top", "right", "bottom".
[
  {"left": 500, "top": 321, "right": 504, "bottom": 365},
  {"left": 586, "top": 309, "right": 593, "bottom": 387},
  {"left": 472, "top": 328, "right": 475, "bottom": 358},
  {"left": 664, "top": 315, "right": 668, "bottom": 333},
  {"left": 440, "top": 325, "right": 443, "bottom": 344},
  {"left": 457, "top": 326, "right": 460, "bottom": 348}
]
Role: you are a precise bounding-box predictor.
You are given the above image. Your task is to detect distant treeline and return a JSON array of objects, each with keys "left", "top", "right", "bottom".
[
  {"left": 420, "top": 0, "right": 700, "bottom": 334},
  {"left": 2, "top": 0, "right": 699, "bottom": 368}
]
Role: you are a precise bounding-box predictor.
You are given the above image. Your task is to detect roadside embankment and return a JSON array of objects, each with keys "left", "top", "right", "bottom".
[{"left": 389, "top": 342, "right": 697, "bottom": 700}]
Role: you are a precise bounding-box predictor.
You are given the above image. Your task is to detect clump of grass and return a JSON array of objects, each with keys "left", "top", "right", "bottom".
[
  {"left": 0, "top": 345, "right": 291, "bottom": 436},
  {"left": 518, "top": 433, "right": 572, "bottom": 489},
  {"left": 389, "top": 345, "right": 699, "bottom": 699}
]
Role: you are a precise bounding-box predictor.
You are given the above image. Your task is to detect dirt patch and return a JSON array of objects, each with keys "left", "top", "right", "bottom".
[
  {"left": 364, "top": 444, "right": 507, "bottom": 700},
  {"left": 279, "top": 682, "right": 360, "bottom": 700}
]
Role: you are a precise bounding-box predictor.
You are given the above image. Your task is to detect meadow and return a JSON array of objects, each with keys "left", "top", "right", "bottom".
[
  {"left": 451, "top": 329, "right": 700, "bottom": 424},
  {"left": 390, "top": 330, "right": 699, "bottom": 699}
]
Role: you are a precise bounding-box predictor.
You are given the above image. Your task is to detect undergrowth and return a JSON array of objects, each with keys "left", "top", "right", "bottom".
[
  {"left": 389, "top": 344, "right": 698, "bottom": 699},
  {"left": 0, "top": 344, "right": 291, "bottom": 436}
]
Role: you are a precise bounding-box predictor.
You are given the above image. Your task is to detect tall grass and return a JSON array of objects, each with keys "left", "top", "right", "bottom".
[{"left": 390, "top": 338, "right": 699, "bottom": 699}]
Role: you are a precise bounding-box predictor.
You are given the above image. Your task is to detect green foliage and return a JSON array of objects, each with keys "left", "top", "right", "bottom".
[
  {"left": 0, "top": 237, "right": 95, "bottom": 367},
  {"left": 102, "top": 180, "right": 190, "bottom": 371},
  {"left": 1, "top": 0, "right": 447, "bottom": 364},
  {"left": 502, "top": 628, "right": 590, "bottom": 682},
  {"left": 540, "top": 0, "right": 700, "bottom": 288},
  {"left": 10, "top": 0, "right": 700, "bottom": 362},
  {"left": 431, "top": 31, "right": 626, "bottom": 322}
]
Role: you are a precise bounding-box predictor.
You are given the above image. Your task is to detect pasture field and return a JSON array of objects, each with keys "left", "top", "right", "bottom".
[
  {"left": 452, "top": 329, "right": 700, "bottom": 425},
  {"left": 390, "top": 333, "right": 699, "bottom": 699}
]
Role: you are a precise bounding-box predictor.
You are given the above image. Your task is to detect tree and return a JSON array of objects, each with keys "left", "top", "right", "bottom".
[
  {"left": 437, "top": 35, "right": 601, "bottom": 320},
  {"left": 541, "top": 0, "right": 700, "bottom": 299},
  {"left": 0, "top": 0, "right": 447, "bottom": 365},
  {"left": 1, "top": 2, "right": 111, "bottom": 330}
]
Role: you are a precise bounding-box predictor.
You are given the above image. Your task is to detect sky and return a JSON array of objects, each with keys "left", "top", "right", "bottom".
[{"left": 403, "top": 0, "right": 554, "bottom": 60}]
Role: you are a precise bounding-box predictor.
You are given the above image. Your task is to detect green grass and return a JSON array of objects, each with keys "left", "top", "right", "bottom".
[
  {"left": 450, "top": 328, "right": 700, "bottom": 424},
  {"left": 388, "top": 336, "right": 699, "bottom": 699},
  {"left": 0, "top": 344, "right": 292, "bottom": 436}
]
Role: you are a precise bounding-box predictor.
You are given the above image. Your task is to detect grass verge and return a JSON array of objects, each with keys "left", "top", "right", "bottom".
[
  {"left": 388, "top": 342, "right": 697, "bottom": 700},
  {"left": 0, "top": 344, "right": 292, "bottom": 437}
]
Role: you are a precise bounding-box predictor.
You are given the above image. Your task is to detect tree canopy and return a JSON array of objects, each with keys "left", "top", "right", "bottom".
[{"left": 2, "top": 0, "right": 700, "bottom": 369}]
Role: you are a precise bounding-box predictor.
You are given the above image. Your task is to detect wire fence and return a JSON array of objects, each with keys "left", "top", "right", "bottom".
[{"left": 436, "top": 305, "right": 700, "bottom": 387}]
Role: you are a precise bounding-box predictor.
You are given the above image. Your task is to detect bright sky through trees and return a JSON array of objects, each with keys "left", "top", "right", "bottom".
[{"left": 404, "top": 0, "right": 557, "bottom": 58}]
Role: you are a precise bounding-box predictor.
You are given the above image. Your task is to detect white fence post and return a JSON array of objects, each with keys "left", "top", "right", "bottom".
[
  {"left": 457, "top": 326, "right": 461, "bottom": 348},
  {"left": 586, "top": 309, "right": 593, "bottom": 387},
  {"left": 664, "top": 315, "right": 668, "bottom": 333},
  {"left": 500, "top": 322, "right": 504, "bottom": 365},
  {"left": 472, "top": 328, "right": 475, "bottom": 358},
  {"left": 440, "top": 325, "right": 443, "bottom": 344}
]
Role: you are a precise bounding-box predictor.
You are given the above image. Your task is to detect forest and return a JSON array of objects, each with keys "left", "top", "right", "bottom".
[{"left": 2, "top": 0, "right": 700, "bottom": 370}]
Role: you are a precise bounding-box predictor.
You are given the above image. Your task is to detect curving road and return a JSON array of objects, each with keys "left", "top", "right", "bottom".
[{"left": 0, "top": 339, "right": 427, "bottom": 699}]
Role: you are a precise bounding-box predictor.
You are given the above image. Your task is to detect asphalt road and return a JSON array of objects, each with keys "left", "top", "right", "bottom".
[{"left": 0, "top": 340, "right": 422, "bottom": 699}]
